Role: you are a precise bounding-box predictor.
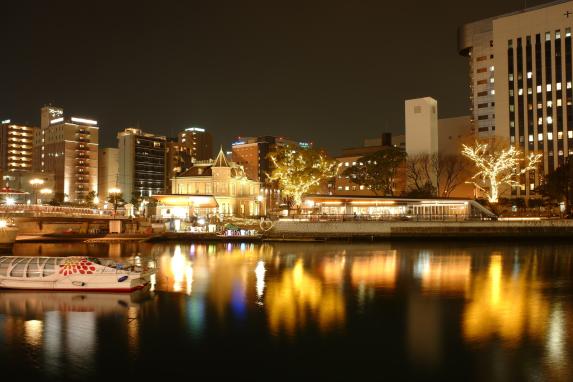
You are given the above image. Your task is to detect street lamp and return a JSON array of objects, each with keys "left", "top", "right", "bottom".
[
  {"left": 29, "top": 178, "right": 44, "bottom": 204},
  {"left": 109, "top": 188, "right": 121, "bottom": 215},
  {"left": 39, "top": 188, "right": 52, "bottom": 205}
]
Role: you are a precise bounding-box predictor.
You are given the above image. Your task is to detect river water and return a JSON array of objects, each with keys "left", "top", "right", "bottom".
[{"left": 0, "top": 241, "right": 572, "bottom": 381}]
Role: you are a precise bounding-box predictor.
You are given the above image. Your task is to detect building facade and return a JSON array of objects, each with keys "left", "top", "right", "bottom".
[
  {"left": 118, "top": 128, "right": 167, "bottom": 200},
  {"left": 177, "top": 127, "right": 212, "bottom": 161},
  {"left": 169, "top": 148, "right": 261, "bottom": 217},
  {"left": 0, "top": 119, "right": 36, "bottom": 174},
  {"left": 33, "top": 106, "right": 98, "bottom": 202},
  {"left": 459, "top": 1, "right": 573, "bottom": 196},
  {"left": 98, "top": 148, "right": 119, "bottom": 200}
]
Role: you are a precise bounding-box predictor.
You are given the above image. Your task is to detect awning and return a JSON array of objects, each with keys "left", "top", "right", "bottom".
[{"left": 151, "top": 194, "right": 219, "bottom": 208}]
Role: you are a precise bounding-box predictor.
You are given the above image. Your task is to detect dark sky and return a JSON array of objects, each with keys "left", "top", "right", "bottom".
[{"left": 0, "top": 0, "right": 556, "bottom": 155}]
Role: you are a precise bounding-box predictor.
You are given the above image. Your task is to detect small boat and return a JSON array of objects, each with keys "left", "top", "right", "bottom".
[{"left": 0, "top": 256, "right": 154, "bottom": 292}]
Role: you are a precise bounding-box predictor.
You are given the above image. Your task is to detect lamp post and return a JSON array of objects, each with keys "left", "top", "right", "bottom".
[
  {"left": 109, "top": 188, "right": 121, "bottom": 216},
  {"left": 29, "top": 178, "right": 44, "bottom": 205},
  {"left": 39, "top": 188, "right": 52, "bottom": 205}
]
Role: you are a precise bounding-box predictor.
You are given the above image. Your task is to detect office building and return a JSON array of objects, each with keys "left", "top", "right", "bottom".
[
  {"left": 0, "top": 119, "right": 36, "bottom": 174},
  {"left": 459, "top": 1, "right": 573, "bottom": 196},
  {"left": 98, "top": 148, "right": 119, "bottom": 200},
  {"left": 32, "top": 106, "right": 98, "bottom": 202},
  {"left": 118, "top": 128, "right": 166, "bottom": 200},
  {"left": 177, "top": 127, "right": 212, "bottom": 161}
]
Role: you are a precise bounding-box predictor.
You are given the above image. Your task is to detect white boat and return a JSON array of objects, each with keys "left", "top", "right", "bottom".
[{"left": 0, "top": 256, "right": 154, "bottom": 292}]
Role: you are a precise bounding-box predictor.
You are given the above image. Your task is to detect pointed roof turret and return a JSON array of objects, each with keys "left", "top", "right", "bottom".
[{"left": 213, "top": 146, "right": 230, "bottom": 167}]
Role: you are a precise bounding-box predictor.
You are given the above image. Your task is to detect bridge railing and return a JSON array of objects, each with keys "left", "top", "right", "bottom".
[{"left": 0, "top": 204, "right": 117, "bottom": 217}]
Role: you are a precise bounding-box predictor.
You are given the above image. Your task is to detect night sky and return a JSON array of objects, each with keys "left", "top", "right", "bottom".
[{"left": 0, "top": 0, "right": 557, "bottom": 155}]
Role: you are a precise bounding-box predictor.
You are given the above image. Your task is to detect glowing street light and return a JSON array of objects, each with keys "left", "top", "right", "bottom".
[
  {"left": 29, "top": 178, "right": 44, "bottom": 204},
  {"left": 5, "top": 197, "right": 15, "bottom": 206}
]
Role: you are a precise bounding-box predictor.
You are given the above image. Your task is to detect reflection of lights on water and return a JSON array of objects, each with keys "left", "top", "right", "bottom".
[
  {"left": 190, "top": 244, "right": 196, "bottom": 256},
  {"left": 127, "top": 307, "right": 139, "bottom": 350},
  {"left": 150, "top": 273, "right": 156, "bottom": 292},
  {"left": 44, "top": 311, "right": 62, "bottom": 378},
  {"left": 489, "top": 255, "right": 502, "bottom": 306},
  {"left": 547, "top": 303, "right": 565, "bottom": 364},
  {"left": 227, "top": 243, "right": 232, "bottom": 252},
  {"left": 66, "top": 312, "right": 96, "bottom": 371},
  {"left": 186, "top": 264, "right": 194, "bottom": 295},
  {"left": 414, "top": 252, "right": 431, "bottom": 279},
  {"left": 240, "top": 243, "right": 246, "bottom": 252},
  {"left": 172, "top": 245, "right": 185, "bottom": 292},
  {"left": 24, "top": 319, "right": 43, "bottom": 347},
  {"left": 255, "top": 261, "right": 266, "bottom": 300}
]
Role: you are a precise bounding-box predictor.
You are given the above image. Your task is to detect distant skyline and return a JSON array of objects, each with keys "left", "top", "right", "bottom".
[{"left": 0, "top": 0, "right": 558, "bottom": 154}]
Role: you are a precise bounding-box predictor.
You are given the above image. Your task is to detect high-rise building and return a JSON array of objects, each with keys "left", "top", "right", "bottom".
[
  {"left": 177, "top": 127, "right": 212, "bottom": 161},
  {"left": 231, "top": 136, "right": 312, "bottom": 182},
  {"left": 98, "top": 148, "right": 119, "bottom": 200},
  {"left": 0, "top": 119, "right": 36, "bottom": 174},
  {"left": 33, "top": 106, "right": 99, "bottom": 202},
  {"left": 459, "top": 1, "right": 573, "bottom": 196},
  {"left": 118, "top": 127, "right": 166, "bottom": 200}
]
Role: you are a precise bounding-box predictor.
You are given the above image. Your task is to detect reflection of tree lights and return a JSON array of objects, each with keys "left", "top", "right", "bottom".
[
  {"left": 266, "top": 260, "right": 345, "bottom": 334},
  {"left": 463, "top": 254, "right": 549, "bottom": 345},
  {"left": 24, "top": 319, "right": 43, "bottom": 348},
  {"left": 255, "top": 261, "right": 266, "bottom": 300},
  {"left": 351, "top": 254, "right": 397, "bottom": 288}
]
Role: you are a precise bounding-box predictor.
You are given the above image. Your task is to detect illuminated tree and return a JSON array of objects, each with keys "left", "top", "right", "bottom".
[
  {"left": 461, "top": 141, "right": 542, "bottom": 203},
  {"left": 343, "top": 147, "right": 406, "bottom": 196},
  {"left": 268, "top": 145, "right": 339, "bottom": 208}
]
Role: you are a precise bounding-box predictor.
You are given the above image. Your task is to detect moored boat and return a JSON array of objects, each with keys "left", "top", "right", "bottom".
[{"left": 0, "top": 256, "right": 154, "bottom": 292}]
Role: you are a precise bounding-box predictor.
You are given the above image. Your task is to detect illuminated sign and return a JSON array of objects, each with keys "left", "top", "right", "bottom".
[
  {"left": 232, "top": 141, "right": 245, "bottom": 146},
  {"left": 50, "top": 118, "right": 64, "bottom": 124},
  {"left": 185, "top": 127, "right": 205, "bottom": 132},
  {"left": 1, "top": 119, "right": 10, "bottom": 124},
  {"left": 71, "top": 117, "right": 98, "bottom": 125}
]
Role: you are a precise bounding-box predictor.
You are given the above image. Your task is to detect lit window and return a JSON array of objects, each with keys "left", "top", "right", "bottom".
[
  {"left": 548, "top": 100, "right": 553, "bottom": 107},
  {"left": 529, "top": 134, "right": 534, "bottom": 142},
  {"left": 359, "top": 185, "right": 365, "bottom": 190},
  {"left": 537, "top": 103, "right": 543, "bottom": 109},
  {"left": 568, "top": 131, "right": 573, "bottom": 139},
  {"left": 567, "top": 28, "right": 571, "bottom": 37},
  {"left": 510, "top": 89, "right": 514, "bottom": 96},
  {"left": 558, "top": 131, "right": 563, "bottom": 139},
  {"left": 490, "top": 90, "right": 495, "bottom": 95},
  {"left": 510, "top": 121, "right": 515, "bottom": 127},
  {"left": 557, "top": 99, "right": 562, "bottom": 107},
  {"left": 527, "top": 72, "right": 532, "bottom": 79},
  {"left": 556, "top": 30, "right": 561, "bottom": 39},
  {"left": 537, "top": 85, "right": 542, "bottom": 93},
  {"left": 546, "top": 32, "right": 551, "bottom": 41},
  {"left": 538, "top": 117, "right": 543, "bottom": 125},
  {"left": 509, "top": 74, "right": 514, "bottom": 81},
  {"left": 510, "top": 105, "right": 515, "bottom": 112},
  {"left": 345, "top": 162, "right": 349, "bottom": 167},
  {"left": 510, "top": 136, "right": 515, "bottom": 143},
  {"left": 568, "top": 82, "right": 572, "bottom": 89},
  {"left": 344, "top": 186, "right": 349, "bottom": 191},
  {"left": 490, "top": 65, "right": 494, "bottom": 71},
  {"left": 547, "top": 116, "right": 553, "bottom": 124},
  {"left": 528, "top": 88, "right": 532, "bottom": 95},
  {"left": 548, "top": 132, "right": 553, "bottom": 140},
  {"left": 530, "top": 184, "right": 535, "bottom": 191},
  {"left": 490, "top": 77, "right": 495, "bottom": 83},
  {"left": 518, "top": 88, "right": 523, "bottom": 95},
  {"left": 547, "top": 84, "right": 552, "bottom": 92},
  {"left": 538, "top": 133, "right": 543, "bottom": 141}
]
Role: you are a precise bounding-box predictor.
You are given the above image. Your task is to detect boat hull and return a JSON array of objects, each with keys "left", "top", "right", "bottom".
[{"left": 0, "top": 273, "right": 152, "bottom": 292}]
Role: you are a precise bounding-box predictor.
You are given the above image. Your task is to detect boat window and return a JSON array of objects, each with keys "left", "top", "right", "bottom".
[
  {"left": 27, "top": 258, "right": 42, "bottom": 278},
  {"left": 0, "top": 261, "right": 9, "bottom": 277},
  {"left": 11, "top": 263, "right": 27, "bottom": 278},
  {"left": 43, "top": 259, "right": 56, "bottom": 276}
]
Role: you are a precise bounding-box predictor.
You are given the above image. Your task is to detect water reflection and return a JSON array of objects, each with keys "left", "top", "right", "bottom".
[{"left": 2, "top": 242, "right": 573, "bottom": 380}]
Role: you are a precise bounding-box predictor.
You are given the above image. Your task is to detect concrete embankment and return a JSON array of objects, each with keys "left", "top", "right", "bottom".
[{"left": 266, "top": 220, "right": 573, "bottom": 240}]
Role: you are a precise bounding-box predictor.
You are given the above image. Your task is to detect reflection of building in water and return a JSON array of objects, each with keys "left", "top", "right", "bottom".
[
  {"left": 351, "top": 253, "right": 396, "bottom": 288},
  {"left": 414, "top": 254, "right": 471, "bottom": 294},
  {"left": 464, "top": 254, "right": 549, "bottom": 345},
  {"left": 265, "top": 260, "right": 345, "bottom": 335},
  {"left": 321, "top": 256, "right": 346, "bottom": 284},
  {"left": 407, "top": 295, "right": 443, "bottom": 369}
]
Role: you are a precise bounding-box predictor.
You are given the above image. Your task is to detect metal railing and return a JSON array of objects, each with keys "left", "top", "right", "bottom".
[{"left": 277, "top": 213, "right": 494, "bottom": 222}]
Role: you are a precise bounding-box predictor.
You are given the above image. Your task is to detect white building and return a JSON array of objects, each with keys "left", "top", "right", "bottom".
[
  {"left": 459, "top": 1, "right": 573, "bottom": 196},
  {"left": 33, "top": 106, "right": 99, "bottom": 202},
  {"left": 405, "top": 97, "right": 439, "bottom": 156}
]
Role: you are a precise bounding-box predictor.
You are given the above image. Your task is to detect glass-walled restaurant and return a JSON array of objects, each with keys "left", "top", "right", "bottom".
[{"left": 299, "top": 195, "right": 495, "bottom": 221}]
